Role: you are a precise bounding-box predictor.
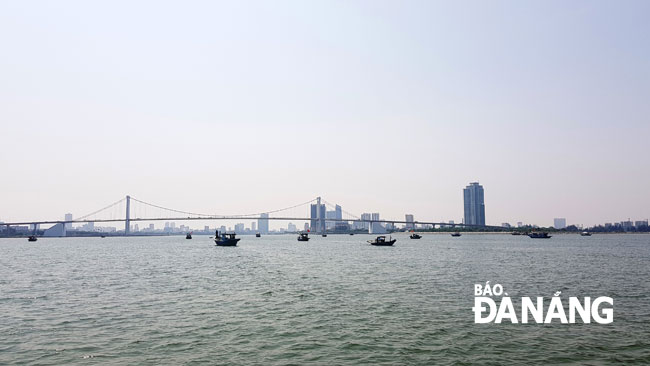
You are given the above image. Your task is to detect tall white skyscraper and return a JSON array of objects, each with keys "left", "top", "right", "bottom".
[{"left": 554, "top": 218, "right": 567, "bottom": 229}]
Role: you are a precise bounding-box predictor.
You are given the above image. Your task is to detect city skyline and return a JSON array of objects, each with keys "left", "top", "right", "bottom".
[
  {"left": 3, "top": 187, "right": 647, "bottom": 235},
  {"left": 1, "top": 1, "right": 649, "bottom": 227}
]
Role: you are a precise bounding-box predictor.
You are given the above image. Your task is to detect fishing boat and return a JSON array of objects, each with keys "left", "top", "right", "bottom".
[
  {"left": 186, "top": 233, "right": 192, "bottom": 239},
  {"left": 451, "top": 232, "right": 461, "bottom": 237},
  {"left": 349, "top": 233, "right": 354, "bottom": 236},
  {"left": 100, "top": 235, "right": 106, "bottom": 238},
  {"left": 28, "top": 235, "right": 37, "bottom": 242},
  {"left": 255, "top": 233, "right": 261, "bottom": 238},
  {"left": 214, "top": 230, "right": 240, "bottom": 246},
  {"left": 410, "top": 233, "right": 422, "bottom": 239},
  {"left": 297, "top": 233, "right": 310, "bottom": 242},
  {"left": 528, "top": 232, "right": 552, "bottom": 239},
  {"left": 322, "top": 234, "right": 327, "bottom": 237},
  {"left": 580, "top": 231, "right": 592, "bottom": 237},
  {"left": 511, "top": 231, "right": 522, "bottom": 236},
  {"left": 368, "top": 235, "right": 396, "bottom": 246}
]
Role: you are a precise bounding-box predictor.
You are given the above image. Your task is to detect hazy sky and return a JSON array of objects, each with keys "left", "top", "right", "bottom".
[{"left": 1, "top": 0, "right": 649, "bottom": 228}]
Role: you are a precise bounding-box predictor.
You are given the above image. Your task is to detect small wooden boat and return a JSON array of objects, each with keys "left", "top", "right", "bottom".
[
  {"left": 214, "top": 230, "right": 240, "bottom": 246},
  {"left": 349, "top": 233, "right": 354, "bottom": 236},
  {"left": 28, "top": 235, "right": 38, "bottom": 242},
  {"left": 368, "top": 235, "right": 396, "bottom": 246},
  {"left": 322, "top": 234, "right": 327, "bottom": 237},
  {"left": 451, "top": 232, "right": 461, "bottom": 237},
  {"left": 410, "top": 233, "right": 422, "bottom": 239},
  {"left": 298, "top": 233, "right": 310, "bottom": 242},
  {"left": 186, "top": 233, "right": 192, "bottom": 239},
  {"left": 528, "top": 232, "right": 552, "bottom": 239},
  {"left": 255, "top": 233, "right": 261, "bottom": 238},
  {"left": 100, "top": 235, "right": 106, "bottom": 238}
]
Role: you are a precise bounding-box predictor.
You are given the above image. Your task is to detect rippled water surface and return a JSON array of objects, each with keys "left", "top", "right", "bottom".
[{"left": 1, "top": 233, "right": 649, "bottom": 365}]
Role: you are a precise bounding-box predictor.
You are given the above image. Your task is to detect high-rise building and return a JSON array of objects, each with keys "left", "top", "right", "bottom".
[
  {"left": 335, "top": 205, "right": 342, "bottom": 220},
  {"left": 463, "top": 182, "right": 485, "bottom": 226},
  {"left": 310, "top": 204, "right": 326, "bottom": 232},
  {"left": 235, "top": 223, "right": 245, "bottom": 233},
  {"left": 553, "top": 218, "right": 567, "bottom": 229},
  {"left": 251, "top": 222, "right": 256, "bottom": 232},
  {"left": 360, "top": 213, "right": 371, "bottom": 230},
  {"left": 64, "top": 213, "right": 73, "bottom": 230},
  {"left": 287, "top": 223, "right": 297, "bottom": 232},
  {"left": 258, "top": 213, "right": 269, "bottom": 234},
  {"left": 370, "top": 213, "right": 386, "bottom": 234},
  {"left": 405, "top": 214, "right": 414, "bottom": 230}
]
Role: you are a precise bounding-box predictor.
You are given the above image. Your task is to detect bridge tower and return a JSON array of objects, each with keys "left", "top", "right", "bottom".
[{"left": 125, "top": 195, "right": 131, "bottom": 235}]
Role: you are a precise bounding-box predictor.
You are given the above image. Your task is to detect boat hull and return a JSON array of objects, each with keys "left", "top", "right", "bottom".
[
  {"left": 215, "top": 238, "right": 240, "bottom": 246},
  {"left": 370, "top": 239, "right": 396, "bottom": 246}
]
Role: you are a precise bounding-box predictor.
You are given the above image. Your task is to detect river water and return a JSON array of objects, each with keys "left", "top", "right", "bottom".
[{"left": 1, "top": 233, "right": 649, "bottom": 365}]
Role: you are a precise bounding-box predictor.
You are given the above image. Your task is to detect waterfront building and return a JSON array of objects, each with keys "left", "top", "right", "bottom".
[
  {"left": 258, "top": 213, "right": 269, "bottom": 234},
  {"left": 463, "top": 182, "right": 485, "bottom": 226},
  {"left": 310, "top": 204, "right": 326, "bottom": 232},
  {"left": 326, "top": 210, "right": 337, "bottom": 230},
  {"left": 360, "top": 213, "right": 371, "bottom": 230},
  {"left": 621, "top": 221, "right": 634, "bottom": 231},
  {"left": 405, "top": 214, "right": 414, "bottom": 230},
  {"left": 64, "top": 213, "right": 73, "bottom": 230},
  {"left": 370, "top": 213, "right": 386, "bottom": 234},
  {"left": 554, "top": 218, "right": 567, "bottom": 230}
]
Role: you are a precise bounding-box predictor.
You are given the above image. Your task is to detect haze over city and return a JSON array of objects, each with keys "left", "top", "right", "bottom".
[{"left": 1, "top": 1, "right": 649, "bottom": 228}]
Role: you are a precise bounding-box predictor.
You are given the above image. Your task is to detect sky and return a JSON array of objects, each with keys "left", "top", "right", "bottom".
[{"left": 1, "top": 0, "right": 649, "bottom": 228}]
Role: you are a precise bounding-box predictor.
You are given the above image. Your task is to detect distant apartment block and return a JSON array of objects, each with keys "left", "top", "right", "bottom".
[
  {"left": 405, "top": 214, "right": 414, "bottom": 230},
  {"left": 554, "top": 218, "right": 567, "bottom": 229}
]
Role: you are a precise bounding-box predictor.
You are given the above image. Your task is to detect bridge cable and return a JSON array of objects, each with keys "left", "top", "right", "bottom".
[
  {"left": 76, "top": 197, "right": 127, "bottom": 221},
  {"left": 129, "top": 197, "right": 319, "bottom": 219}
]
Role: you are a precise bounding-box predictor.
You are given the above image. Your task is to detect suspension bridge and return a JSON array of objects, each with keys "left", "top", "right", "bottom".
[{"left": 1, "top": 195, "right": 504, "bottom": 236}]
